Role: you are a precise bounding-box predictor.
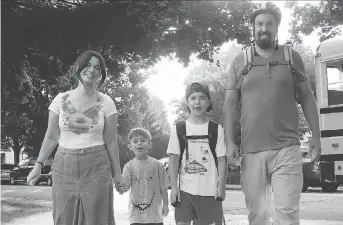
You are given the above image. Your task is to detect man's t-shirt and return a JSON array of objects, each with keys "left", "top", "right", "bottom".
[
  {"left": 167, "top": 120, "right": 226, "bottom": 196},
  {"left": 122, "top": 157, "right": 169, "bottom": 224},
  {"left": 226, "top": 46, "right": 309, "bottom": 154}
]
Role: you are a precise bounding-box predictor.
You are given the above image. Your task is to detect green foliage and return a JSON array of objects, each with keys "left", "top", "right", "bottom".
[
  {"left": 173, "top": 42, "right": 243, "bottom": 145},
  {"left": 286, "top": 0, "right": 343, "bottom": 43},
  {"left": 172, "top": 41, "right": 316, "bottom": 147},
  {"left": 1, "top": 0, "right": 253, "bottom": 164}
]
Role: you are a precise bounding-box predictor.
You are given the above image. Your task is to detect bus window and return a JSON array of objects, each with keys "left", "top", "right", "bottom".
[{"left": 327, "top": 63, "right": 343, "bottom": 106}]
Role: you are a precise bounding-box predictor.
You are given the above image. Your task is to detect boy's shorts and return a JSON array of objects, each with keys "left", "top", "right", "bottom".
[{"left": 175, "top": 190, "right": 223, "bottom": 225}]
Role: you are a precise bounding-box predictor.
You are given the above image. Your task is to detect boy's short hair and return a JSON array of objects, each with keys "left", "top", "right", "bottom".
[
  {"left": 128, "top": 128, "right": 152, "bottom": 141},
  {"left": 185, "top": 82, "right": 213, "bottom": 112}
]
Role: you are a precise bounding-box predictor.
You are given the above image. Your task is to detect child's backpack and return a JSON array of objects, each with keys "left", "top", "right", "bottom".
[
  {"left": 234, "top": 44, "right": 300, "bottom": 104},
  {"left": 175, "top": 120, "right": 219, "bottom": 171}
]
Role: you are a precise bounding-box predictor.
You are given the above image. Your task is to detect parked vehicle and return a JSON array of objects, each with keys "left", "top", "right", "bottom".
[
  {"left": 159, "top": 157, "right": 169, "bottom": 172},
  {"left": 1, "top": 164, "right": 16, "bottom": 183},
  {"left": 302, "top": 36, "right": 343, "bottom": 192},
  {"left": 158, "top": 157, "right": 170, "bottom": 188},
  {"left": 9, "top": 157, "right": 53, "bottom": 185}
]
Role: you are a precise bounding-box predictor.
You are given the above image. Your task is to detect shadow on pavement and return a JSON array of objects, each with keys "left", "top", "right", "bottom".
[{"left": 1, "top": 198, "right": 52, "bottom": 224}]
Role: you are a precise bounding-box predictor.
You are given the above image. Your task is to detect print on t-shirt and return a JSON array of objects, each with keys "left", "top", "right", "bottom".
[
  {"left": 60, "top": 93, "right": 103, "bottom": 135},
  {"left": 184, "top": 139, "right": 210, "bottom": 175},
  {"left": 130, "top": 167, "right": 156, "bottom": 215}
]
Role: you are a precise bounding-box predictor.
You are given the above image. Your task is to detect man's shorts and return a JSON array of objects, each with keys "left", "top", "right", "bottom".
[{"left": 174, "top": 190, "right": 223, "bottom": 225}]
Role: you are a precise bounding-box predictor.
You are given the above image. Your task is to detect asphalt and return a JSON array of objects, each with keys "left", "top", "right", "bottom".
[{"left": 3, "top": 185, "right": 343, "bottom": 225}]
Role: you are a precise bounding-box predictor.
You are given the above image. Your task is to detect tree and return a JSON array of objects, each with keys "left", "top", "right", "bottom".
[
  {"left": 286, "top": 0, "right": 343, "bottom": 43},
  {"left": 173, "top": 41, "right": 243, "bottom": 146},
  {"left": 172, "top": 41, "right": 317, "bottom": 146},
  {"left": 2, "top": 0, "right": 255, "bottom": 163}
]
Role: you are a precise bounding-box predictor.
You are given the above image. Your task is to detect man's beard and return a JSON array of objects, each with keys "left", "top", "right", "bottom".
[{"left": 256, "top": 31, "right": 274, "bottom": 49}]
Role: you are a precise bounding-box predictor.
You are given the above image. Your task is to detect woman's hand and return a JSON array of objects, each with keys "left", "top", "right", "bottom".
[{"left": 27, "top": 164, "right": 42, "bottom": 186}]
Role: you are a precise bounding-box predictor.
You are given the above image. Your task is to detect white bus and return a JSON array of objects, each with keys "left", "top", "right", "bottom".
[{"left": 307, "top": 36, "right": 343, "bottom": 192}]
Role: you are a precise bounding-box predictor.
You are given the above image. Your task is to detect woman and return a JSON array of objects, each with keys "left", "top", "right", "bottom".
[{"left": 27, "top": 50, "right": 123, "bottom": 225}]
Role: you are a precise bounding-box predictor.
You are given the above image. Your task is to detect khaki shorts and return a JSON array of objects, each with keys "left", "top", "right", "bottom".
[{"left": 174, "top": 190, "right": 223, "bottom": 225}]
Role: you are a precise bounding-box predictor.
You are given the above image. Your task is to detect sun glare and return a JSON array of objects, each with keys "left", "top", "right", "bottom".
[
  {"left": 145, "top": 58, "right": 190, "bottom": 125},
  {"left": 146, "top": 1, "right": 323, "bottom": 125}
]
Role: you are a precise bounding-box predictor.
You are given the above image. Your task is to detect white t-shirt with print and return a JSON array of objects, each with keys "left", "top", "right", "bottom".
[
  {"left": 167, "top": 120, "right": 226, "bottom": 196},
  {"left": 48, "top": 91, "right": 117, "bottom": 149}
]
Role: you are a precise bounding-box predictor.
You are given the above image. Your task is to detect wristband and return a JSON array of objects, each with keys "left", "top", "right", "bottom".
[{"left": 35, "top": 161, "right": 44, "bottom": 167}]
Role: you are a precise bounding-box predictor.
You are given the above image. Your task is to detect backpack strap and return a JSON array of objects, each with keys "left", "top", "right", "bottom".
[
  {"left": 176, "top": 121, "right": 186, "bottom": 170},
  {"left": 176, "top": 120, "right": 219, "bottom": 170},
  {"left": 208, "top": 120, "right": 218, "bottom": 170},
  {"left": 235, "top": 46, "right": 253, "bottom": 90},
  {"left": 284, "top": 44, "right": 300, "bottom": 103}
]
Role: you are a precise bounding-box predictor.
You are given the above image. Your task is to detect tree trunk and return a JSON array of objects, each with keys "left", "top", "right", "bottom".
[{"left": 13, "top": 140, "right": 21, "bottom": 165}]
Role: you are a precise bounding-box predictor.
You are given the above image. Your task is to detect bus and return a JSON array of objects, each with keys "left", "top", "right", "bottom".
[{"left": 303, "top": 36, "right": 343, "bottom": 192}]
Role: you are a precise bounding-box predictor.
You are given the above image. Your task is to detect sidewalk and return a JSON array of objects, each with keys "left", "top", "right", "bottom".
[
  {"left": 3, "top": 185, "right": 343, "bottom": 225},
  {"left": 225, "top": 184, "right": 241, "bottom": 190},
  {"left": 4, "top": 210, "right": 343, "bottom": 225}
]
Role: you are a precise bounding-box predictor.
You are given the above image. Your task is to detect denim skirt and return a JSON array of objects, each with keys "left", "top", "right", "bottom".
[{"left": 52, "top": 145, "right": 115, "bottom": 225}]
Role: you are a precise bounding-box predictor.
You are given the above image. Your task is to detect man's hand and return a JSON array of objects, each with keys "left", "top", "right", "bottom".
[
  {"left": 227, "top": 143, "right": 239, "bottom": 168},
  {"left": 309, "top": 136, "right": 321, "bottom": 162}
]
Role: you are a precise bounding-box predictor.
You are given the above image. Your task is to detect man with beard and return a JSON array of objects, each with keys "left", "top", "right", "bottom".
[{"left": 223, "top": 2, "right": 321, "bottom": 225}]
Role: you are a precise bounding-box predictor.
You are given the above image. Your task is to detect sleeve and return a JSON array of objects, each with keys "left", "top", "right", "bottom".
[
  {"left": 122, "top": 162, "right": 132, "bottom": 187},
  {"left": 226, "top": 53, "right": 244, "bottom": 90},
  {"left": 104, "top": 95, "right": 117, "bottom": 118},
  {"left": 166, "top": 126, "right": 181, "bottom": 155},
  {"left": 215, "top": 125, "right": 227, "bottom": 157},
  {"left": 158, "top": 161, "right": 170, "bottom": 191},
  {"left": 292, "top": 49, "right": 309, "bottom": 83},
  {"left": 48, "top": 93, "right": 62, "bottom": 115}
]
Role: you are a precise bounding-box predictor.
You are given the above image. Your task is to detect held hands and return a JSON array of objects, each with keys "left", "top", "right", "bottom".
[
  {"left": 113, "top": 174, "right": 126, "bottom": 194},
  {"left": 162, "top": 204, "right": 169, "bottom": 217},
  {"left": 170, "top": 187, "right": 181, "bottom": 207},
  {"left": 27, "top": 164, "right": 42, "bottom": 186},
  {"left": 309, "top": 136, "right": 321, "bottom": 162}
]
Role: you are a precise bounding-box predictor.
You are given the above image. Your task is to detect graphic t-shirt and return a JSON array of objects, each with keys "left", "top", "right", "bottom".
[
  {"left": 122, "top": 157, "right": 169, "bottom": 224},
  {"left": 48, "top": 91, "right": 117, "bottom": 148},
  {"left": 167, "top": 120, "right": 226, "bottom": 196}
]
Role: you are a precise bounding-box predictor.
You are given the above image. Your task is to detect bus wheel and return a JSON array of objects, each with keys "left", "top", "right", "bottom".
[{"left": 322, "top": 183, "right": 339, "bottom": 193}]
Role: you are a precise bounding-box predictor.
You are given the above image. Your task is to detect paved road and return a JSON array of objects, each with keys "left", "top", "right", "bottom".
[{"left": 1, "top": 184, "right": 343, "bottom": 223}]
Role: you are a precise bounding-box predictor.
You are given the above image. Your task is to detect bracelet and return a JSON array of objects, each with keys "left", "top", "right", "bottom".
[{"left": 35, "top": 161, "right": 44, "bottom": 167}]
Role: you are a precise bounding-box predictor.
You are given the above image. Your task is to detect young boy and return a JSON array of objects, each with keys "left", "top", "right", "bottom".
[
  {"left": 167, "top": 82, "right": 227, "bottom": 225},
  {"left": 119, "top": 128, "right": 169, "bottom": 225}
]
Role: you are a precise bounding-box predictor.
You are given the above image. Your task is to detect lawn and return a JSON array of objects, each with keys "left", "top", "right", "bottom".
[{"left": 1, "top": 197, "right": 52, "bottom": 224}]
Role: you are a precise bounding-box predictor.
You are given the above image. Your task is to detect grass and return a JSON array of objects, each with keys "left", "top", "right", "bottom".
[{"left": 1, "top": 197, "right": 52, "bottom": 224}]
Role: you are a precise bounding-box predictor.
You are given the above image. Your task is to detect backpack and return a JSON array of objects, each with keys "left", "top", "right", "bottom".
[
  {"left": 234, "top": 44, "right": 300, "bottom": 104},
  {"left": 175, "top": 120, "right": 219, "bottom": 171}
]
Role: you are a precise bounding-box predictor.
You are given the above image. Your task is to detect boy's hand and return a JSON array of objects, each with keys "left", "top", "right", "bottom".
[
  {"left": 170, "top": 187, "right": 180, "bottom": 207},
  {"left": 162, "top": 204, "right": 169, "bottom": 216},
  {"left": 215, "top": 185, "right": 226, "bottom": 201}
]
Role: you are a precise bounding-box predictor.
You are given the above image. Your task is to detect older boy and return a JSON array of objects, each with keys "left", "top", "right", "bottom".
[{"left": 167, "top": 82, "right": 227, "bottom": 225}]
